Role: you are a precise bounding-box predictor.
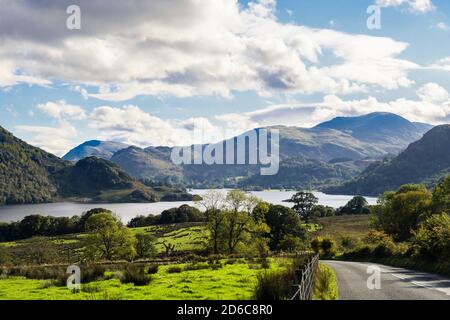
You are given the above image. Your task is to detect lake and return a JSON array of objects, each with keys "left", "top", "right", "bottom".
[{"left": 0, "top": 189, "right": 377, "bottom": 223}]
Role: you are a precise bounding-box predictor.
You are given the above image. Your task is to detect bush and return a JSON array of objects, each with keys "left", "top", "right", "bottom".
[
  {"left": 147, "top": 264, "right": 159, "bottom": 274},
  {"left": 120, "top": 265, "right": 151, "bottom": 286},
  {"left": 363, "top": 230, "right": 393, "bottom": 245},
  {"left": 253, "top": 269, "right": 296, "bottom": 300},
  {"left": 320, "top": 238, "right": 336, "bottom": 258},
  {"left": 253, "top": 255, "right": 313, "bottom": 300},
  {"left": 82, "top": 264, "right": 107, "bottom": 283},
  {"left": 7, "top": 266, "right": 67, "bottom": 286},
  {"left": 166, "top": 266, "right": 183, "bottom": 274},
  {"left": 279, "top": 235, "right": 305, "bottom": 252},
  {"left": 310, "top": 237, "right": 336, "bottom": 258},
  {"left": 413, "top": 213, "right": 450, "bottom": 261},
  {"left": 184, "top": 263, "right": 210, "bottom": 271}
]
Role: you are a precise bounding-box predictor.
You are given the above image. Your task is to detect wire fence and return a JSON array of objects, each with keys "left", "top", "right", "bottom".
[{"left": 291, "top": 254, "right": 319, "bottom": 300}]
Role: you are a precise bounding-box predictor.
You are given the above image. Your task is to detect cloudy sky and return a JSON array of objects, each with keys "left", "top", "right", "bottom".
[{"left": 1, "top": 0, "right": 450, "bottom": 155}]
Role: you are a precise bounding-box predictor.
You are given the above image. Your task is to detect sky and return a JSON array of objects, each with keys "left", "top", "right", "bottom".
[{"left": 0, "top": 0, "right": 450, "bottom": 156}]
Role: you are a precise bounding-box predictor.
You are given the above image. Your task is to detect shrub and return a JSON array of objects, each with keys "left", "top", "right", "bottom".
[
  {"left": 184, "top": 263, "right": 209, "bottom": 271},
  {"left": 260, "top": 258, "right": 270, "bottom": 269},
  {"left": 279, "top": 235, "right": 304, "bottom": 252},
  {"left": 363, "top": 230, "right": 393, "bottom": 245},
  {"left": 82, "top": 264, "right": 107, "bottom": 283},
  {"left": 340, "top": 236, "right": 357, "bottom": 249},
  {"left": 8, "top": 266, "right": 67, "bottom": 286},
  {"left": 320, "top": 238, "right": 336, "bottom": 258},
  {"left": 310, "top": 237, "right": 336, "bottom": 258},
  {"left": 253, "top": 270, "right": 295, "bottom": 300},
  {"left": 147, "top": 264, "right": 159, "bottom": 274},
  {"left": 166, "top": 266, "right": 182, "bottom": 274},
  {"left": 120, "top": 265, "right": 151, "bottom": 286},
  {"left": 311, "top": 237, "right": 322, "bottom": 254},
  {"left": 253, "top": 255, "right": 312, "bottom": 300},
  {"left": 413, "top": 213, "right": 450, "bottom": 261}
]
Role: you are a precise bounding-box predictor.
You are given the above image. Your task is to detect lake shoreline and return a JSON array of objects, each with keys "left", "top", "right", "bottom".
[{"left": 0, "top": 189, "right": 378, "bottom": 224}]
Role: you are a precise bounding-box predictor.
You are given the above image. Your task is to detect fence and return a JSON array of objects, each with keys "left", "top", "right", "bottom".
[{"left": 291, "top": 254, "right": 319, "bottom": 300}]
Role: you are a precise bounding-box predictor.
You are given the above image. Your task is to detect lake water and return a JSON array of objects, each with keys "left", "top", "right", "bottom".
[{"left": 0, "top": 189, "right": 377, "bottom": 223}]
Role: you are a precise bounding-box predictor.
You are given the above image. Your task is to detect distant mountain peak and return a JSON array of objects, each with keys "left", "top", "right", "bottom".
[
  {"left": 63, "top": 140, "right": 129, "bottom": 162},
  {"left": 314, "top": 112, "right": 432, "bottom": 155}
]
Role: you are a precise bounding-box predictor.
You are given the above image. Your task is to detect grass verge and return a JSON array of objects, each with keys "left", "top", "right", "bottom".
[{"left": 313, "top": 263, "right": 338, "bottom": 300}]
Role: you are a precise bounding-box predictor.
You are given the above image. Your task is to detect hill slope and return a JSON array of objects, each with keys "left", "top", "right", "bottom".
[
  {"left": 0, "top": 126, "right": 163, "bottom": 204},
  {"left": 63, "top": 140, "right": 129, "bottom": 162},
  {"left": 324, "top": 125, "right": 450, "bottom": 196},
  {"left": 110, "top": 146, "right": 183, "bottom": 183},
  {"left": 0, "top": 126, "right": 67, "bottom": 204}
]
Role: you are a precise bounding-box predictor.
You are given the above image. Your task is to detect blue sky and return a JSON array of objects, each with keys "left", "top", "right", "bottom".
[{"left": 0, "top": 0, "right": 449, "bottom": 155}]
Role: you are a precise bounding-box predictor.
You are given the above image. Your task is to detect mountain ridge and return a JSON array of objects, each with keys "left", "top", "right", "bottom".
[{"left": 324, "top": 124, "right": 450, "bottom": 196}]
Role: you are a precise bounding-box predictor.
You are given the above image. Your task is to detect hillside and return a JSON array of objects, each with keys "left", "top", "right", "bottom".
[
  {"left": 324, "top": 125, "right": 450, "bottom": 196},
  {"left": 0, "top": 126, "right": 191, "bottom": 204},
  {"left": 110, "top": 146, "right": 183, "bottom": 184},
  {"left": 0, "top": 126, "right": 68, "bottom": 204},
  {"left": 63, "top": 140, "right": 129, "bottom": 162}
]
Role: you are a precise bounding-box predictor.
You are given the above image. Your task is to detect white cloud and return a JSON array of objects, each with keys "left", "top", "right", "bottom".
[
  {"left": 377, "top": 0, "right": 435, "bottom": 13},
  {"left": 416, "top": 83, "right": 449, "bottom": 103},
  {"left": 88, "top": 105, "right": 227, "bottom": 147},
  {"left": 431, "top": 22, "right": 450, "bottom": 31},
  {"left": 0, "top": 0, "right": 419, "bottom": 100},
  {"left": 36, "top": 100, "right": 87, "bottom": 120},
  {"left": 15, "top": 121, "right": 78, "bottom": 156},
  {"left": 217, "top": 84, "right": 450, "bottom": 129},
  {"left": 429, "top": 57, "right": 450, "bottom": 72},
  {"left": 0, "top": 59, "right": 51, "bottom": 87}
]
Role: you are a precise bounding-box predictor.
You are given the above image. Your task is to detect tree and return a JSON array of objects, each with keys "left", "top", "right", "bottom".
[
  {"left": 374, "top": 184, "right": 432, "bottom": 241},
  {"left": 135, "top": 233, "right": 157, "bottom": 259},
  {"left": 79, "top": 208, "right": 113, "bottom": 231},
  {"left": 205, "top": 209, "right": 226, "bottom": 254},
  {"left": 290, "top": 192, "right": 318, "bottom": 222},
  {"left": 264, "top": 205, "right": 306, "bottom": 250},
  {"left": 432, "top": 176, "right": 450, "bottom": 214},
  {"left": 251, "top": 201, "right": 270, "bottom": 222},
  {"left": 338, "top": 196, "right": 370, "bottom": 215},
  {"left": 85, "top": 212, "right": 136, "bottom": 261},
  {"left": 311, "top": 205, "right": 335, "bottom": 218},
  {"left": 413, "top": 213, "right": 450, "bottom": 262},
  {"left": 200, "top": 190, "right": 226, "bottom": 254}
]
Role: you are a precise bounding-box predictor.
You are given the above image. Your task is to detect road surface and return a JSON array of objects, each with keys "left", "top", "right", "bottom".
[{"left": 323, "top": 260, "right": 450, "bottom": 300}]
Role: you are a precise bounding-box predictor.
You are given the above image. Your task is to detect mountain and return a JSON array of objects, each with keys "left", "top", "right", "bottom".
[
  {"left": 63, "top": 140, "right": 129, "bottom": 162},
  {"left": 324, "top": 125, "right": 450, "bottom": 196},
  {"left": 0, "top": 126, "right": 192, "bottom": 204},
  {"left": 110, "top": 146, "right": 183, "bottom": 183},
  {"left": 61, "top": 112, "right": 433, "bottom": 190},
  {"left": 315, "top": 112, "right": 432, "bottom": 155},
  {"left": 0, "top": 126, "right": 67, "bottom": 204}
]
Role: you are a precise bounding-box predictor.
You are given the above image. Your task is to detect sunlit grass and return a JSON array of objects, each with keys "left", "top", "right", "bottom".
[{"left": 0, "top": 258, "right": 288, "bottom": 300}]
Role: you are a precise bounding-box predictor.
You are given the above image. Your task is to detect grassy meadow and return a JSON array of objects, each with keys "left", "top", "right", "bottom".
[{"left": 0, "top": 258, "right": 289, "bottom": 300}]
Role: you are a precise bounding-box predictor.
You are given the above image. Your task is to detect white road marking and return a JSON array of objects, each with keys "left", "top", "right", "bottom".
[{"left": 346, "top": 261, "right": 450, "bottom": 296}]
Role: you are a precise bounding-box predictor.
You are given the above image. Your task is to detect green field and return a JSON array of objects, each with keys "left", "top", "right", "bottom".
[
  {"left": 131, "top": 224, "right": 208, "bottom": 253},
  {"left": 0, "top": 259, "right": 289, "bottom": 300}
]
